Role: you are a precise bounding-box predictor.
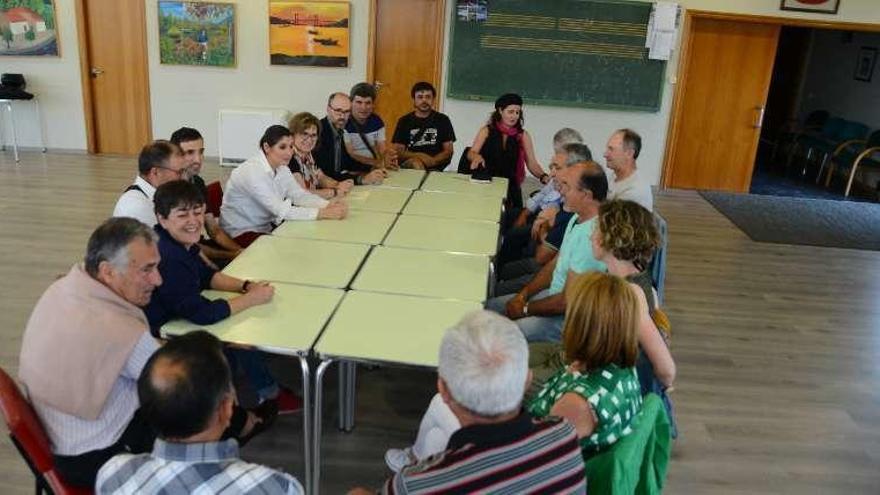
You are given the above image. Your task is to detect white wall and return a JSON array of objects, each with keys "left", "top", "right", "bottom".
[
  {"left": 798, "top": 29, "right": 880, "bottom": 131},
  {"left": 6, "top": 0, "right": 880, "bottom": 184},
  {"left": 0, "top": 0, "right": 85, "bottom": 150},
  {"left": 144, "top": 0, "right": 371, "bottom": 154}
]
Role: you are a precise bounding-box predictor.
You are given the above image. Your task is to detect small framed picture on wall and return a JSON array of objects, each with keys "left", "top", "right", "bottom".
[
  {"left": 780, "top": 0, "right": 840, "bottom": 14},
  {"left": 854, "top": 47, "right": 877, "bottom": 82}
]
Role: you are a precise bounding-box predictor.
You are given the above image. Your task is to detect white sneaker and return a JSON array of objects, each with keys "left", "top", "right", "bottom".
[{"left": 385, "top": 447, "right": 415, "bottom": 472}]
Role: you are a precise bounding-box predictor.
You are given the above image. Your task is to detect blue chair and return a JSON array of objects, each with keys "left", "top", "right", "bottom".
[
  {"left": 787, "top": 116, "right": 846, "bottom": 175},
  {"left": 812, "top": 121, "right": 870, "bottom": 184},
  {"left": 772, "top": 110, "right": 828, "bottom": 165},
  {"left": 824, "top": 129, "right": 880, "bottom": 197}
]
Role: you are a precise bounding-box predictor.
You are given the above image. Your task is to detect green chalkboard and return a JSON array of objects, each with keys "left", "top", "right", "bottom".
[{"left": 447, "top": 0, "right": 666, "bottom": 112}]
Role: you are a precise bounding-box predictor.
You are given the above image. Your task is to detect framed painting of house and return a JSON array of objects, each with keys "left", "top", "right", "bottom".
[
  {"left": 0, "top": 0, "right": 59, "bottom": 56},
  {"left": 158, "top": 1, "right": 236, "bottom": 67},
  {"left": 269, "top": 1, "right": 350, "bottom": 67}
]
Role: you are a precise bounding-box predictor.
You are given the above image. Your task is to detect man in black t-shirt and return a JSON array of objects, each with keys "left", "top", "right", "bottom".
[{"left": 391, "top": 81, "right": 456, "bottom": 170}]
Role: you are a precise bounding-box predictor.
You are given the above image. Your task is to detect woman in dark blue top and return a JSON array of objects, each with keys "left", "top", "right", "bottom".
[{"left": 144, "top": 180, "right": 301, "bottom": 414}]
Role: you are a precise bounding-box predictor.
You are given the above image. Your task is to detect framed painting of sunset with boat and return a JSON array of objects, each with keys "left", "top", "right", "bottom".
[{"left": 269, "top": 1, "right": 349, "bottom": 67}]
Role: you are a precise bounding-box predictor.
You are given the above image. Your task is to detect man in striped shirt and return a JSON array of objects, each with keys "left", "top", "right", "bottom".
[
  {"left": 353, "top": 310, "right": 586, "bottom": 494},
  {"left": 96, "top": 331, "right": 303, "bottom": 494}
]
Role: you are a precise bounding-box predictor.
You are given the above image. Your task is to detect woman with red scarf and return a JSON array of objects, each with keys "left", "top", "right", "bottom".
[
  {"left": 288, "top": 112, "right": 354, "bottom": 199},
  {"left": 466, "top": 93, "right": 548, "bottom": 209}
]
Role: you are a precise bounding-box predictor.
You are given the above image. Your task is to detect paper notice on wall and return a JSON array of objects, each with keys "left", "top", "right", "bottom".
[{"left": 646, "top": 2, "right": 680, "bottom": 61}]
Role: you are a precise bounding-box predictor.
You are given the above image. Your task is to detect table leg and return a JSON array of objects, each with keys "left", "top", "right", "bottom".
[
  {"left": 313, "top": 359, "right": 333, "bottom": 495},
  {"left": 6, "top": 102, "right": 18, "bottom": 162},
  {"left": 337, "top": 361, "right": 348, "bottom": 431},
  {"left": 345, "top": 363, "right": 357, "bottom": 430},
  {"left": 298, "top": 356, "right": 313, "bottom": 495}
]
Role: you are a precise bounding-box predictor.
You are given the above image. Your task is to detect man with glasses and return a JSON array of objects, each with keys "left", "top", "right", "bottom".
[
  {"left": 314, "top": 92, "right": 385, "bottom": 185},
  {"left": 113, "top": 140, "right": 187, "bottom": 227}
]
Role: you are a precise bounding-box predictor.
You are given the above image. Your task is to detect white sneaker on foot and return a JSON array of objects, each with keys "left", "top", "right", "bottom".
[{"left": 385, "top": 447, "right": 415, "bottom": 472}]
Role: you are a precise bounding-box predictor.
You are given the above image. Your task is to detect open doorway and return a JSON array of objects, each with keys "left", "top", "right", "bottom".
[{"left": 753, "top": 27, "right": 880, "bottom": 202}]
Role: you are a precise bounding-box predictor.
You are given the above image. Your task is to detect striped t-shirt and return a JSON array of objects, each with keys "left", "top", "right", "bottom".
[{"left": 383, "top": 413, "right": 586, "bottom": 494}]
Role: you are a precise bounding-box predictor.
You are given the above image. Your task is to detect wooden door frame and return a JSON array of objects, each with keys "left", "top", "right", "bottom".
[
  {"left": 73, "top": 0, "right": 152, "bottom": 154},
  {"left": 366, "top": 0, "right": 447, "bottom": 110},
  {"left": 661, "top": 10, "right": 880, "bottom": 188}
]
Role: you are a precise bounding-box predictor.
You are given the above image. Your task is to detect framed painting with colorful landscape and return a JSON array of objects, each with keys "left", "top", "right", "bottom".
[
  {"left": 269, "top": 1, "right": 350, "bottom": 67},
  {"left": 158, "top": 1, "right": 235, "bottom": 67},
  {"left": 0, "top": 0, "right": 59, "bottom": 56}
]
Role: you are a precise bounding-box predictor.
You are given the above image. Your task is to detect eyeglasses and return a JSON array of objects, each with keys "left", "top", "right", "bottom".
[
  {"left": 154, "top": 166, "right": 186, "bottom": 177},
  {"left": 299, "top": 132, "right": 319, "bottom": 141},
  {"left": 329, "top": 106, "right": 351, "bottom": 116}
]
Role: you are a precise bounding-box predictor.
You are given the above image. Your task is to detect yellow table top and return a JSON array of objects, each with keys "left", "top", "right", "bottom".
[
  {"left": 378, "top": 168, "right": 426, "bottom": 190},
  {"left": 161, "top": 283, "right": 345, "bottom": 354},
  {"left": 351, "top": 246, "right": 490, "bottom": 302},
  {"left": 383, "top": 214, "right": 500, "bottom": 256},
  {"left": 315, "top": 291, "right": 482, "bottom": 367},
  {"left": 222, "top": 235, "right": 370, "bottom": 289},
  {"left": 421, "top": 171, "right": 508, "bottom": 198},
  {"left": 346, "top": 186, "right": 412, "bottom": 213},
  {"left": 403, "top": 190, "right": 503, "bottom": 223},
  {"left": 272, "top": 210, "right": 398, "bottom": 245}
]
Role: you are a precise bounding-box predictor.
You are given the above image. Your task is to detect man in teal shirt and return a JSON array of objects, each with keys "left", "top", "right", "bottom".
[{"left": 486, "top": 161, "right": 607, "bottom": 342}]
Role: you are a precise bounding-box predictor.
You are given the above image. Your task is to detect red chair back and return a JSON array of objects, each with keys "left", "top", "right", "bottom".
[
  {"left": 206, "top": 181, "right": 223, "bottom": 217},
  {"left": 0, "top": 367, "right": 92, "bottom": 494}
]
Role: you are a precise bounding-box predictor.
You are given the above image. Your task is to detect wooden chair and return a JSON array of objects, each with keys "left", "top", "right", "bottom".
[
  {"left": 0, "top": 367, "right": 91, "bottom": 495},
  {"left": 823, "top": 129, "right": 880, "bottom": 197}
]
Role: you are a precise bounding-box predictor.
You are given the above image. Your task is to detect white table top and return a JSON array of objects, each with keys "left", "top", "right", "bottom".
[
  {"left": 272, "top": 210, "right": 398, "bottom": 245},
  {"left": 315, "top": 291, "right": 482, "bottom": 367},
  {"left": 222, "top": 235, "right": 370, "bottom": 289},
  {"left": 351, "top": 246, "right": 490, "bottom": 302},
  {"left": 421, "top": 171, "right": 508, "bottom": 198},
  {"left": 161, "top": 283, "right": 345, "bottom": 355},
  {"left": 383, "top": 214, "right": 500, "bottom": 256},
  {"left": 346, "top": 186, "right": 412, "bottom": 213},
  {"left": 377, "top": 169, "right": 426, "bottom": 190},
  {"left": 403, "top": 190, "right": 503, "bottom": 222}
]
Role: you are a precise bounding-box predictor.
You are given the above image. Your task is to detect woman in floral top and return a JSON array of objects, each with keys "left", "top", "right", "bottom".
[
  {"left": 288, "top": 112, "right": 353, "bottom": 199},
  {"left": 527, "top": 271, "right": 643, "bottom": 457}
]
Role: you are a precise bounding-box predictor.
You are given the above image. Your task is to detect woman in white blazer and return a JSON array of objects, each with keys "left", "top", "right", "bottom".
[{"left": 220, "top": 125, "right": 348, "bottom": 246}]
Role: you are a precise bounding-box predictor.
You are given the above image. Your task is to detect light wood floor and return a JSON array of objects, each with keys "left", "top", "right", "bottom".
[{"left": 1, "top": 151, "right": 879, "bottom": 494}]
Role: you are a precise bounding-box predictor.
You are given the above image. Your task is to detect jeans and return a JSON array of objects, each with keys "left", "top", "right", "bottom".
[
  {"left": 637, "top": 351, "right": 679, "bottom": 439},
  {"left": 485, "top": 289, "right": 565, "bottom": 343},
  {"left": 225, "top": 348, "right": 279, "bottom": 401}
]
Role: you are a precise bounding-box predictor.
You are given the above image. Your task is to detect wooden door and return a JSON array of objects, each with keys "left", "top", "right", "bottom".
[
  {"left": 77, "top": 0, "right": 151, "bottom": 154},
  {"left": 665, "top": 18, "right": 779, "bottom": 192},
  {"left": 369, "top": 0, "right": 445, "bottom": 131}
]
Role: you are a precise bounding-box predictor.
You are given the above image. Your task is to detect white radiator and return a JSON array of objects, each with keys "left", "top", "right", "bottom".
[{"left": 218, "top": 108, "right": 291, "bottom": 166}]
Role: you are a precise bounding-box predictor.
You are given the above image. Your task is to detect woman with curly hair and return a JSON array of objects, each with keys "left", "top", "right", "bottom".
[{"left": 531, "top": 199, "right": 676, "bottom": 433}]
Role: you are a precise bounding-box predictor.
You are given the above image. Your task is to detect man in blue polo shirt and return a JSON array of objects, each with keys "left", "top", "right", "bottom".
[
  {"left": 344, "top": 82, "right": 397, "bottom": 170},
  {"left": 485, "top": 161, "right": 607, "bottom": 342}
]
